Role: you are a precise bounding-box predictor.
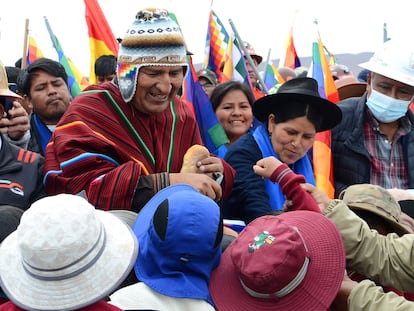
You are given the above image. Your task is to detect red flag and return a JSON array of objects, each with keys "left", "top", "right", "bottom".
[
  {"left": 283, "top": 27, "right": 301, "bottom": 69},
  {"left": 84, "top": 0, "right": 119, "bottom": 84}
]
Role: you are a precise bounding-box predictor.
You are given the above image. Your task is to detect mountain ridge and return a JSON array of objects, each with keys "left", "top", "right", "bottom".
[
  {"left": 293, "top": 52, "right": 374, "bottom": 77},
  {"left": 195, "top": 52, "right": 374, "bottom": 79}
]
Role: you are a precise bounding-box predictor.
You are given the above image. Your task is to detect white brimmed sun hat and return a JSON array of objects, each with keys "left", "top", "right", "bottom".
[
  {"left": 0, "top": 60, "right": 21, "bottom": 99},
  {"left": 0, "top": 194, "right": 138, "bottom": 311},
  {"left": 359, "top": 39, "right": 414, "bottom": 87}
]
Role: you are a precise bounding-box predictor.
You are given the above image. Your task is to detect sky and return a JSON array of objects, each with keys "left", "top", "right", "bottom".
[{"left": 0, "top": 0, "right": 411, "bottom": 77}]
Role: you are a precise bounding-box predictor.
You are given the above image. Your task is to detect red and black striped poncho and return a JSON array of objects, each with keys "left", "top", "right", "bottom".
[{"left": 44, "top": 82, "right": 234, "bottom": 211}]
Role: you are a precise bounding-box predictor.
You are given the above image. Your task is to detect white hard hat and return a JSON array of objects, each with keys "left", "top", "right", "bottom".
[{"left": 359, "top": 39, "right": 414, "bottom": 87}]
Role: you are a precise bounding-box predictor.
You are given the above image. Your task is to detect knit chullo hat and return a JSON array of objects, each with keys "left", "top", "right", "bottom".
[{"left": 117, "top": 8, "right": 188, "bottom": 103}]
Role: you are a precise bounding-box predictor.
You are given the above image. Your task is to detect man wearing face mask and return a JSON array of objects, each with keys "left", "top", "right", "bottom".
[{"left": 331, "top": 39, "right": 414, "bottom": 198}]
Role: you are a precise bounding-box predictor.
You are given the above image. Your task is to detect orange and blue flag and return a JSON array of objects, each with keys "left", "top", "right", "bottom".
[
  {"left": 283, "top": 27, "right": 301, "bottom": 69},
  {"left": 309, "top": 28, "right": 339, "bottom": 199},
  {"left": 27, "top": 37, "right": 44, "bottom": 66},
  {"left": 264, "top": 62, "right": 284, "bottom": 91}
]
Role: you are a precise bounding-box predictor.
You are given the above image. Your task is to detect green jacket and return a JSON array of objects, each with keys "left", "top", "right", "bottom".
[
  {"left": 350, "top": 280, "right": 414, "bottom": 310},
  {"left": 325, "top": 200, "right": 414, "bottom": 310}
]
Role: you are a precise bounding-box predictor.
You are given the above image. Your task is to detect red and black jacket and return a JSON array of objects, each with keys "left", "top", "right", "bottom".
[{"left": 0, "top": 135, "right": 45, "bottom": 210}]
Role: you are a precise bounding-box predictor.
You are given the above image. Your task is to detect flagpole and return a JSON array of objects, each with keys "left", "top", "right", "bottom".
[
  {"left": 228, "top": 19, "right": 268, "bottom": 95},
  {"left": 43, "top": 17, "right": 58, "bottom": 49},
  {"left": 265, "top": 48, "right": 271, "bottom": 73},
  {"left": 21, "top": 19, "right": 29, "bottom": 69}
]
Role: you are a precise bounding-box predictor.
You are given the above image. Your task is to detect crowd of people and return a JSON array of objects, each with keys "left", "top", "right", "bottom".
[{"left": 1, "top": 5, "right": 414, "bottom": 311}]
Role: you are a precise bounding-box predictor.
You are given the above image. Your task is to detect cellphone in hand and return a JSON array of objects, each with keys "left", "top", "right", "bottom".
[{"left": 4, "top": 83, "right": 17, "bottom": 115}]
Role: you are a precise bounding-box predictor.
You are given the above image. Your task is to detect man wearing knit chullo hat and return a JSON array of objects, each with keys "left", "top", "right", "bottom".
[{"left": 43, "top": 8, "right": 235, "bottom": 212}]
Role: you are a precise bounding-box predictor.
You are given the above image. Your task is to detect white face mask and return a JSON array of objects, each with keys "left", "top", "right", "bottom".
[{"left": 366, "top": 89, "right": 412, "bottom": 123}]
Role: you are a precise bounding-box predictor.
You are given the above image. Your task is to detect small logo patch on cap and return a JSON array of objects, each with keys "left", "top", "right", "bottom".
[{"left": 248, "top": 231, "right": 275, "bottom": 253}]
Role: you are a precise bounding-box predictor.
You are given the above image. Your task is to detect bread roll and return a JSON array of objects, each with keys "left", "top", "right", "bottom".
[{"left": 180, "top": 144, "right": 210, "bottom": 173}]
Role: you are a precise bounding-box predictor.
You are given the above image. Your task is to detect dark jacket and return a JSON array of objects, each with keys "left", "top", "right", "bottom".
[
  {"left": 27, "top": 114, "right": 51, "bottom": 156},
  {"left": 0, "top": 135, "right": 45, "bottom": 210},
  {"left": 223, "top": 133, "right": 271, "bottom": 224},
  {"left": 332, "top": 93, "right": 414, "bottom": 197}
]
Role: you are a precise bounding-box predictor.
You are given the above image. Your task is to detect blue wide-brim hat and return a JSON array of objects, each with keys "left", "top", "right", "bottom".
[{"left": 132, "top": 184, "right": 223, "bottom": 305}]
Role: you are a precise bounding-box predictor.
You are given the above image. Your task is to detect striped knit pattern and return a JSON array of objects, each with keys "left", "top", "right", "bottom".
[
  {"left": 17, "top": 149, "right": 39, "bottom": 163},
  {"left": 44, "top": 82, "right": 202, "bottom": 211}
]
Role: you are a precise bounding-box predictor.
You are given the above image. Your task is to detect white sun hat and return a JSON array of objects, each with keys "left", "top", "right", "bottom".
[
  {"left": 359, "top": 39, "right": 414, "bottom": 87},
  {"left": 0, "top": 194, "right": 138, "bottom": 311},
  {"left": 109, "top": 210, "right": 138, "bottom": 228},
  {"left": 0, "top": 59, "right": 22, "bottom": 99}
]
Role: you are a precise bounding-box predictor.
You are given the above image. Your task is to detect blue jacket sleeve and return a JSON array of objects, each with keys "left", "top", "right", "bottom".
[{"left": 223, "top": 134, "right": 272, "bottom": 224}]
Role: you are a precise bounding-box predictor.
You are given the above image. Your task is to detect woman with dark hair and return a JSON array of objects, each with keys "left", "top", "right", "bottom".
[
  {"left": 210, "top": 81, "right": 255, "bottom": 158},
  {"left": 223, "top": 77, "right": 342, "bottom": 224}
]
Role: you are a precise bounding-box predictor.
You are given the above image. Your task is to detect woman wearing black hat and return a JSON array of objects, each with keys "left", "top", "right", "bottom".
[{"left": 222, "top": 77, "right": 342, "bottom": 224}]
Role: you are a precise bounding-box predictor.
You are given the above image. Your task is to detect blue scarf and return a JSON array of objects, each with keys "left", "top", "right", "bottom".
[
  {"left": 213, "top": 127, "right": 257, "bottom": 159},
  {"left": 253, "top": 124, "right": 315, "bottom": 210},
  {"left": 33, "top": 114, "right": 52, "bottom": 154},
  {"left": 213, "top": 144, "right": 228, "bottom": 158}
]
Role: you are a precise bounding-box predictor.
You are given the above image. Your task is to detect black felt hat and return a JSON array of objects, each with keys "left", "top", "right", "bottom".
[{"left": 253, "top": 77, "right": 342, "bottom": 132}]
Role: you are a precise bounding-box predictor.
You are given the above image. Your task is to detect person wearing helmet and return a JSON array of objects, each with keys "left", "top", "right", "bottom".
[
  {"left": 243, "top": 42, "right": 265, "bottom": 99},
  {"left": 331, "top": 39, "right": 414, "bottom": 198}
]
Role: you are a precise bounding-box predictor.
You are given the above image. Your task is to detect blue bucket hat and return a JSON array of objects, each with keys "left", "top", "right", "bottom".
[{"left": 132, "top": 184, "right": 223, "bottom": 305}]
